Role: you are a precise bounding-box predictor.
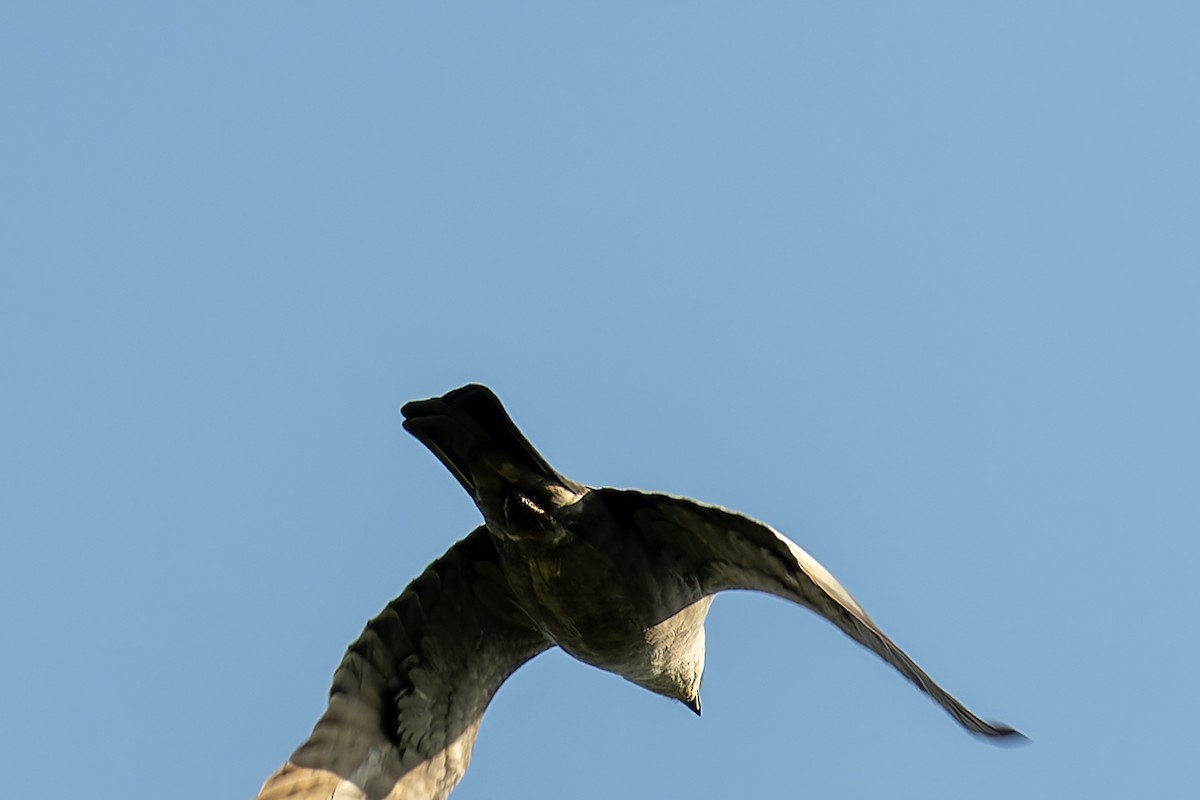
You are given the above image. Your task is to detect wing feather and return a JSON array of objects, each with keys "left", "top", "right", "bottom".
[
  {"left": 600, "top": 489, "right": 1024, "bottom": 741},
  {"left": 258, "top": 527, "right": 552, "bottom": 800}
]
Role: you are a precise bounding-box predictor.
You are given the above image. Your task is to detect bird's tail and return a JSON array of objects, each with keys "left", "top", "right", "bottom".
[{"left": 401, "top": 384, "right": 581, "bottom": 505}]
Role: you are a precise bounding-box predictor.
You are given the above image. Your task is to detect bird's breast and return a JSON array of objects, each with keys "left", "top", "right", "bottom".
[{"left": 497, "top": 537, "right": 700, "bottom": 675}]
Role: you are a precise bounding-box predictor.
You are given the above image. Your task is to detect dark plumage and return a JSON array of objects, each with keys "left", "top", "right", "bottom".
[{"left": 258, "top": 385, "right": 1023, "bottom": 800}]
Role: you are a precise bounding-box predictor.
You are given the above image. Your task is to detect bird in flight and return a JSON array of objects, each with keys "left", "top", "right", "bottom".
[{"left": 257, "top": 384, "right": 1023, "bottom": 800}]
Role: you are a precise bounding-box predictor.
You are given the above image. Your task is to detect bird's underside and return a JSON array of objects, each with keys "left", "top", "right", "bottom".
[{"left": 257, "top": 384, "right": 1023, "bottom": 800}]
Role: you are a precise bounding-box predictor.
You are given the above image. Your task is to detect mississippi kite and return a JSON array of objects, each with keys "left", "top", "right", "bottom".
[{"left": 257, "top": 384, "right": 1023, "bottom": 799}]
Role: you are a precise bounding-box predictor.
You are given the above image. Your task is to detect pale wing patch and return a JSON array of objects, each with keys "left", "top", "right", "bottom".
[
  {"left": 603, "top": 488, "right": 1024, "bottom": 741},
  {"left": 768, "top": 528, "right": 872, "bottom": 623},
  {"left": 257, "top": 528, "right": 551, "bottom": 800},
  {"left": 257, "top": 764, "right": 366, "bottom": 800},
  {"left": 383, "top": 719, "right": 482, "bottom": 800}
]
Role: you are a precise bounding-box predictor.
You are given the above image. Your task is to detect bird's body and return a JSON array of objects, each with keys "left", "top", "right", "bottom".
[
  {"left": 490, "top": 488, "right": 713, "bottom": 707},
  {"left": 258, "top": 385, "right": 1023, "bottom": 800}
]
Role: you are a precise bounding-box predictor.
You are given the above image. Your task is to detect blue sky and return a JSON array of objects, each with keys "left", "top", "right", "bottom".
[{"left": 3, "top": 3, "right": 1197, "bottom": 797}]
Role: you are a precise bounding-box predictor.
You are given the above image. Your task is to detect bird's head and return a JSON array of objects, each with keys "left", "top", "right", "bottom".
[{"left": 632, "top": 597, "right": 713, "bottom": 717}]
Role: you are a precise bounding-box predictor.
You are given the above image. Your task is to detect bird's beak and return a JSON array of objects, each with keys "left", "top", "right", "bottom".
[{"left": 684, "top": 695, "right": 702, "bottom": 717}]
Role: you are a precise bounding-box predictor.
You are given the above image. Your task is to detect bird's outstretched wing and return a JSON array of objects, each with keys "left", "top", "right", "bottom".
[
  {"left": 599, "top": 489, "right": 1024, "bottom": 741},
  {"left": 257, "top": 527, "right": 553, "bottom": 800}
]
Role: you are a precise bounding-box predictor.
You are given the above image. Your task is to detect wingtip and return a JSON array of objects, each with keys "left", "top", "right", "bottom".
[{"left": 980, "top": 723, "right": 1030, "bottom": 746}]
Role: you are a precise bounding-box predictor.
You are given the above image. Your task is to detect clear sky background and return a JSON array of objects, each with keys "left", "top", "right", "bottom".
[{"left": 3, "top": 3, "right": 1197, "bottom": 798}]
